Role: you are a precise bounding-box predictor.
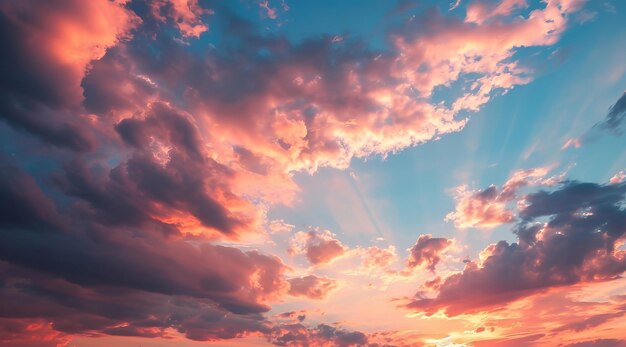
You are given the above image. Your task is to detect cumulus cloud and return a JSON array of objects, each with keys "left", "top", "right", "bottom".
[
  {"left": 0, "top": 262, "right": 276, "bottom": 342},
  {"left": 445, "top": 167, "right": 561, "bottom": 229},
  {"left": 610, "top": 170, "right": 626, "bottom": 184},
  {"left": 407, "top": 180, "right": 626, "bottom": 316},
  {"left": 288, "top": 275, "right": 338, "bottom": 300},
  {"left": 270, "top": 323, "right": 369, "bottom": 347},
  {"left": 150, "top": 0, "right": 211, "bottom": 38},
  {"left": 0, "top": 0, "right": 592, "bottom": 344},
  {"left": 289, "top": 229, "right": 347, "bottom": 266},
  {"left": 78, "top": 0, "right": 581, "bottom": 176},
  {"left": 268, "top": 219, "right": 295, "bottom": 234},
  {"left": 0, "top": 318, "right": 71, "bottom": 347},
  {"left": 407, "top": 234, "right": 453, "bottom": 272},
  {"left": 0, "top": 163, "right": 290, "bottom": 341},
  {"left": 0, "top": 0, "right": 139, "bottom": 150},
  {"left": 362, "top": 245, "right": 398, "bottom": 270}
]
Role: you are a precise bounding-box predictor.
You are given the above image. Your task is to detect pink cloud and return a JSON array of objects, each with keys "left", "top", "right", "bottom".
[
  {"left": 0, "top": 0, "right": 139, "bottom": 150},
  {"left": 0, "top": 318, "right": 71, "bottom": 347},
  {"left": 289, "top": 229, "right": 347, "bottom": 266},
  {"left": 407, "top": 180, "right": 626, "bottom": 317},
  {"left": 362, "top": 245, "right": 398, "bottom": 270},
  {"left": 288, "top": 275, "right": 338, "bottom": 300},
  {"left": 610, "top": 170, "right": 626, "bottom": 184},
  {"left": 466, "top": 0, "right": 529, "bottom": 24},
  {"left": 407, "top": 234, "right": 453, "bottom": 272},
  {"left": 445, "top": 167, "right": 560, "bottom": 229},
  {"left": 151, "top": 0, "right": 211, "bottom": 38},
  {"left": 258, "top": 1, "right": 278, "bottom": 20}
]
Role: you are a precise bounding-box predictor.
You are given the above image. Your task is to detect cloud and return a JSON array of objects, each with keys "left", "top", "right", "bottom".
[
  {"left": 552, "top": 310, "right": 626, "bottom": 333},
  {"left": 270, "top": 323, "right": 369, "bottom": 347},
  {"left": 150, "top": 0, "right": 211, "bottom": 38},
  {"left": 610, "top": 170, "right": 626, "bottom": 184},
  {"left": 362, "top": 245, "right": 398, "bottom": 270},
  {"left": 595, "top": 91, "right": 626, "bottom": 135},
  {"left": 52, "top": 102, "right": 265, "bottom": 239},
  {"left": 0, "top": 262, "right": 275, "bottom": 342},
  {"left": 288, "top": 275, "right": 338, "bottom": 300},
  {"left": 0, "top": 164, "right": 67, "bottom": 233},
  {"left": 0, "top": 0, "right": 139, "bottom": 150},
  {"left": 407, "top": 180, "right": 626, "bottom": 316},
  {"left": 268, "top": 219, "right": 296, "bottom": 234},
  {"left": 566, "top": 340, "right": 626, "bottom": 347},
  {"left": 407, "top": 234, "right": 453, "bottom": 272},
  {"left": 289, "top": 229, "right": 347, "bottom": 266},
  {"left": 445, "top": 184, "right": 517, "bottom": 229},
  {"left": 569, "top": 91, "right": 626, "bottom": 147},
  {"left": 0, "top": 0, "right": 592, "bottom": 345},
  {"left": 90, "top": 0, "right": 583, "bottom": 176},
  {"left": 445, "top": 167, "right": 560, "bottom": 229},
  {"left": 0, "top": 318, "right": 71, "bottom": 347},
  {"left": 465, "top": 0, "right": 529, "bottom": 24},
  {"left": 0, "top": 164, "right": 290, "bottom": 330}
]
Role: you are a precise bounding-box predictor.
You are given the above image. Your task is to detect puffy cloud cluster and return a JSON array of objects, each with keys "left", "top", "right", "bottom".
[
  {"left": 408, "top": 180, "right": 626, "bottom": 316},
  {"left": 362, "top": 245, "right": 398, "bottom": 271},
  {"left": 611, "top": 170, "right": 626, "bottom": 184},
  {"left": 289, "top": 229, "right": 347, "bottom": 266},
  {"left": 150, "top": 0, "right": 211, "bottom": 38},
  {"left": 0, "top": 165, "right": 295, "bottom": 345},
  {"left": 407, "top": 234, "right": 453, "bottom": 272},
  {"left": 0, "top": 0, "right": 139, "bottom": 151},
  {"left": 0, "top": 0, "right": 591, "bottom": 344},
  {"left": 288, "top": 275, "right": 338, "bottom": 300},
  {"left": 445, "top": 167, "right": 562, "bottom": 229},
  {"left": 270, "top": 323, "right": 370, "bottom": 347}
]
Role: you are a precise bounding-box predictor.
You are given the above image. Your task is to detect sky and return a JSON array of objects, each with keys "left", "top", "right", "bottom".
[{"left": 1, "top": 0, "right": 626, "bottom": 346}]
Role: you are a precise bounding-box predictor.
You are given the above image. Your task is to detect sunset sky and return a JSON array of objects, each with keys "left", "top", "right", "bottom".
[{"left": 1, "top": 0, "right": 626, "bottom": 346}]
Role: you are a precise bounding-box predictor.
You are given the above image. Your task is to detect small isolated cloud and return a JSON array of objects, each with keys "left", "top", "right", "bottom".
[
  {"left": 258, "top": 0, "right": 277, "bottom": 19},
  {"left": 562, "top": 137, "right": 582, "bottom": 149},
  {"left": 288, "top": 229, "right": 347, "bottom": 266},
  {"left": 288, "top": 275, "right": 338, "bottom": 300},
  {"left": 407, "top": 234, "right": 453, "bottom": 272},
  {"left": 268, "top": 219, "right": 295, "bottom": 233}
]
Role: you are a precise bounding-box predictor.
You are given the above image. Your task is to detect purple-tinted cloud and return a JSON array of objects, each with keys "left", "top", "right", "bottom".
[{"left": 407, "top": 181, "right": 626, "bottom": 316}]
